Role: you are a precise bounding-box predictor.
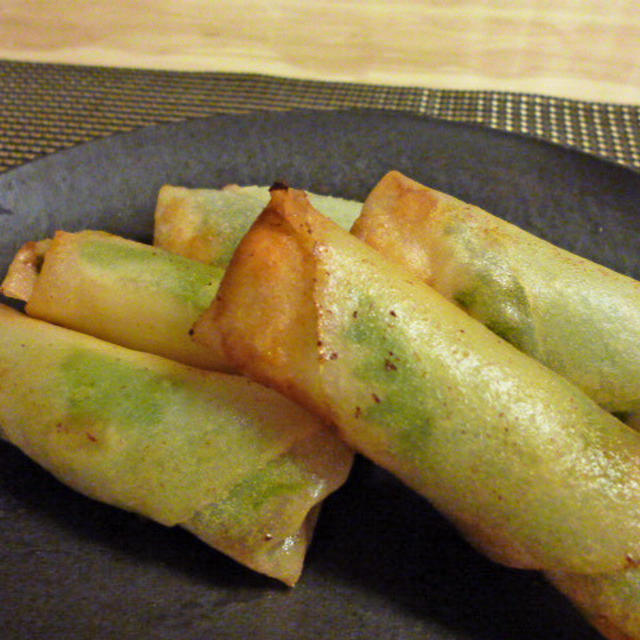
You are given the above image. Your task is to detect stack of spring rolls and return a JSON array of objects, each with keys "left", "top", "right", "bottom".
[
  {"left": 2, "top": 174, "right": 640, "bottom": 639},
  {"left": 0, "top": 186, "right": 359, "bottom": 587}
]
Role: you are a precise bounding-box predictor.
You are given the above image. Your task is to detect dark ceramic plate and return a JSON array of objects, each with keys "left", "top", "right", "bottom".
[{"left": 1, "top": 110, "right": 639, "bottom": 640}]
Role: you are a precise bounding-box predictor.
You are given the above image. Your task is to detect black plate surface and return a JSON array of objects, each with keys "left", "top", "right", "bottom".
[{"left": 1, "top": 110, "right": 639, "bottom": 640}]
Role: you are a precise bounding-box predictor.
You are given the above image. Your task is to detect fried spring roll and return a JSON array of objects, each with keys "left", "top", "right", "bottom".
[
  {"left": 352, "top": 173, "right": 640, "bottom": 635},
  {"left": 1, "top": 230, "right": 228, "bottom": 370},
  {"left": 154, "top": 184, "right": 361, "bottom": 266},
  {"left": 351, "top": 171, "right": 640, "bottom": 415},
  {"left": 194, "top": 186, "right": 640, "bottom": 577},
  {"left": 0, "top": 304, "right": 352, "bottom": 585}
]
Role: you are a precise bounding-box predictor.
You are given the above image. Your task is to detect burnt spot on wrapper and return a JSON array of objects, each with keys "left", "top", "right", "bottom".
[{"left": 269, "top": 181, "right": 289, "bottom": 192}]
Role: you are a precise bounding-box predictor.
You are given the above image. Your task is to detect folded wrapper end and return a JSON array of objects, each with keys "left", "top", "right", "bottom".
[
  {"left": 183, "top": 424, "right": 352, "bottom": 586},
  {"left": 153, "top": 182, "right": 362, "bottom": 269},
  {"left": 186, "top": 501, "right": 320, "bottom": 587},
  {"left": 0, "top": 238, "right": 51, "bottom": 301}
]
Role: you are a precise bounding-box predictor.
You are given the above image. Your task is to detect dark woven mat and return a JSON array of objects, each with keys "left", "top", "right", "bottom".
[{"left": 2, "top": 59, "right": 639, "bottom": 172}]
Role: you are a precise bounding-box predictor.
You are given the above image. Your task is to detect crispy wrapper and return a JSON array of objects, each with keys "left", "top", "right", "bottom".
[
  {"left": 351, "top": 171, "right": 640, "bottom": 415},
  {"left": 194, "top": 186, "right": 640, "bottom": 575},
  {"left": 193, "top": 186, "right": 640, "bottom": 636},
  {"left": 352, "top": 173, "right": 640, "bottom": 637},
  {"left": 153, "top": 184, "right": 361, "bottom": 266},
  {"left": 0, "top": 238, "right": 51, "bottom": 300},
  {"left": 1, "top": 230, "right": 228, "bottom": 370},
  {"left": 0, "top": 304, "right": 353, "bottom": 585}
]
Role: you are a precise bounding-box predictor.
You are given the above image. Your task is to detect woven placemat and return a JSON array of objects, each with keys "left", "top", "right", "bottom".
[{"left": 1, "top": 59, "right": 639, "bottom": 173}]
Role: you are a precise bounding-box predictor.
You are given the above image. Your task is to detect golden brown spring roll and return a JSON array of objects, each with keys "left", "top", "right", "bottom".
[
  {"left": 352, "top": 172, "right": 640, "bottom": 636},
  {"left": 194, "top": 186, "right": 640, "bottom": 573},
  {"left": 351, "top": 170, "right": 640, "bottom": 415},
  {"left": 1, "top": 230, "right": 228, "bottom": 370},
  {"left": 192, "top": 186, "right": 640, "bottom": 638},
  {"left": 0, "top": 304, "right": 352, "bottom": 586}
]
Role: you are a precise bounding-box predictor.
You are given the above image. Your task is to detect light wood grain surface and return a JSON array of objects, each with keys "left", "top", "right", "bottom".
[{"left": 1, "top": 0, "right": 639, "bottom": 104}]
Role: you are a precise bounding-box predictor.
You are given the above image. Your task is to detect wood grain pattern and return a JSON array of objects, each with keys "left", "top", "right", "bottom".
[{"left": 1, "top": 0, "right": 639, "bottom": 103}]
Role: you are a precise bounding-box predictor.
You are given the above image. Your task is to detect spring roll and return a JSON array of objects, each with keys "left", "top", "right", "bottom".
[
  {"left": 192, "top": 186, "right": 640, "bottom": 639},
  {"left": 194, "top": 185, "right": 640, "bottom": 574},
  {"left": 0, "top": 304, "right": 352, "bottom": 586},
  {"left": 194, "top": 189, "right": 640, "bottom": 573},
  {"left": 351, "top": 170, "right": 640, "bottom": 415},
  {"left": 154, "top": 184, "right": 361, "bottom": 266},
  {"left": 1, "top": 230, "right": 228, "bottom": 370},
  {"left": 352, "top": 174, "right": 640, "bottom": 635}
]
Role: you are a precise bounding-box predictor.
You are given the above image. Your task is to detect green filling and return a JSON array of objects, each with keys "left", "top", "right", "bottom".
[
  {"left": 61, "top": 349, "right": 172, "bottom": 427},
  {"left": 79, "top": 235, "right": 223, "bottom": 309},
  {"left": 218, "top": 455, "right": 307, "bottom": 516},
  {"left": 446, "top": 223, "right": 536, "bottom": 350},
  {"left": 345, "top": 298, "right": 438, "bottom": 458},
  {"left": 454, "top": 278, "right": 532, "bottom": 346},
  {"left": 307, "top": 193, "right": 361, "bottom": 230},
  {"left": 194, "top": 190, "right": 266, "bottom": 267},
  {"left": 452, "top": 288, "right": 476, "bottom": 309}
]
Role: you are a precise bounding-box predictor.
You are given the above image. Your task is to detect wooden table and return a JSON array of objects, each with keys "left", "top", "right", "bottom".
[{"left": 1, "top": 0, "right": 639, "bottom": 104}]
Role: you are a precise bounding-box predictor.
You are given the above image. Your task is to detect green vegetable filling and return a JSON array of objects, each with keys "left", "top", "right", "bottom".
[
  {"left": 345, "top": 298, "right": 441, "bottom": 460},
  {"left": 61, "top": 349, "right": 173, "bottom": 427},
  {"left": 445, "top": 222, "right": 536, "bottom": 350},
  {"left": 79, "top": 235, "right": 222, "bottom": 309}
]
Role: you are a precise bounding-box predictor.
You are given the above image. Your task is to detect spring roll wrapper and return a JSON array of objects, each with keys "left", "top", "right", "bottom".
[
  {"left": 192, "top": 187, "right": 640, "bottom": 635},
  {"left": 0, "top": 304, "right": 353, "bottom": 585},
  {"left": 153, "top": 184, "right": 361, "bottom": 266},
  {"left": 0, "top": 238, "right": 51, "bottom": 300},
  {"left": 351, "top": 171, "right": 640, "bottom": 416},
  {"left": 351, "top": 173, "right": 640, "bottom": 637},
  {"left": 1, "top": 230, "right": 229, "bottom": 371}
]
